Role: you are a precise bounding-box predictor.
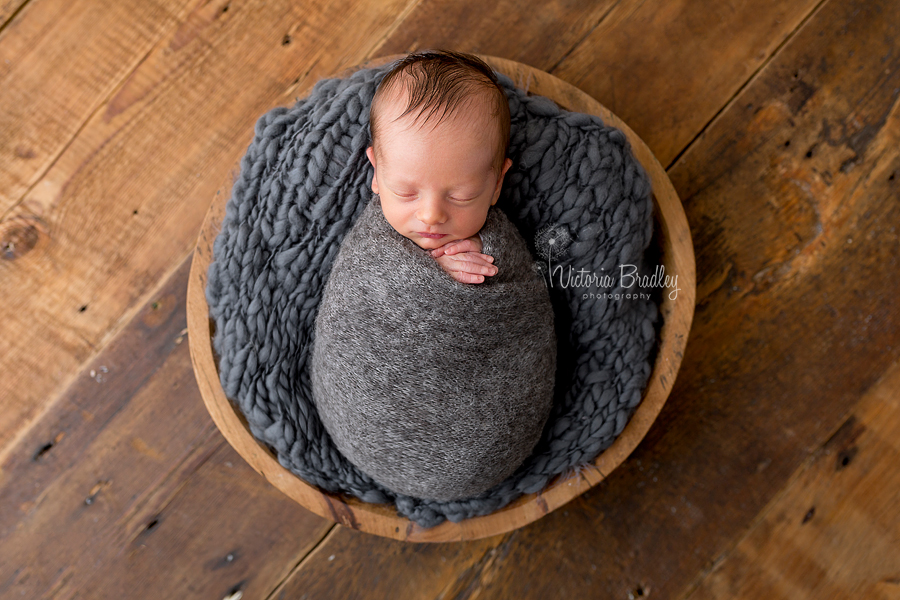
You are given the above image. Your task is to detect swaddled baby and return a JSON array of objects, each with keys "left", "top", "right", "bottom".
[{"left": 310, "top": 51, "right": 556, "bottom": 501}]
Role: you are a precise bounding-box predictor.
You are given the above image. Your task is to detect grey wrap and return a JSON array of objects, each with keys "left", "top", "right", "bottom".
[{"left": 311, "top": 197, "right": 556, "bottom": 501}]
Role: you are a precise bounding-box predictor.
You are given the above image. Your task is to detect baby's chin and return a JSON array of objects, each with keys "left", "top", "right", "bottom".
[{"left": 407, "top": 233, "right": 458, "bottom": 250}]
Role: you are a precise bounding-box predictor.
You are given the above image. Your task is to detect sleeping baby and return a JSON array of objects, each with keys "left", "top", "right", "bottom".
[
  {"left": 365, "top": 50, "right": 512, "bottom": 283},
  {"left": 311, "top": 51, "right": 557, "bottom": 502}
]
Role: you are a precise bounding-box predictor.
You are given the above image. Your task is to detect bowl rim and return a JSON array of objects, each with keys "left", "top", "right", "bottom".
[{"left": 186, "top": 55, "right": 696, "bottom": 543}]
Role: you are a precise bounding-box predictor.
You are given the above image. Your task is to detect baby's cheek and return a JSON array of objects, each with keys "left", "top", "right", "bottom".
[
  {"left": 462, "top": 211, "right": 490, "bottom": 240},
  {"left": 380, "top": 205, "right": 406, "bottom": 233}
]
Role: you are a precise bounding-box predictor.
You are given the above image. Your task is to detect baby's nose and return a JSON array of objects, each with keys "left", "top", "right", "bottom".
[{"left": 416, "top": 197, "right": 447, "bottom": 225}]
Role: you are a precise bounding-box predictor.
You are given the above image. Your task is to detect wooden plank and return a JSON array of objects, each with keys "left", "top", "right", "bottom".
[
  {"left": 0, "top": 258, "right": 333, "bottom": 599},
  {"left": 360, "top": 0, "right": 897, "bottom": 597},
  {"left": 0, "top": 0, "right": 28, "bottom": 30},
  {"left": 268, "top": 526, "right": 506, "bottom": 600},
  {"left": 550, "top": 0, "right": 824, "bottom": 166},
  {"left": 372, "top": 0, "right": 618, "bottom": 72},
  {"left": 683, "top": 358, "right": 900, "bottom": 599},
  {"left": 0, "top": 0, "right": 415, "bottom": 455},
  {"left": 0, "top": 0, "right": 192, "bottom": 210}
]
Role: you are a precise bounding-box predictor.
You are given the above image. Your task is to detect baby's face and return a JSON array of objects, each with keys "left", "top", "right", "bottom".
[{"left": 366, "top": 95, "right": 512, "bottom": 250}]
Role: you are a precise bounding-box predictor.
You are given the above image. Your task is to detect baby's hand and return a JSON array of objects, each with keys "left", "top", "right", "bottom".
[{"left": 430, "top": 236, "right": 497, "bottom": 284}]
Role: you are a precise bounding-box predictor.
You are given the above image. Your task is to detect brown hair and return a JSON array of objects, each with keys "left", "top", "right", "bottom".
[{"left": 369, "top": 50, "right": 511, "bottom": 173}]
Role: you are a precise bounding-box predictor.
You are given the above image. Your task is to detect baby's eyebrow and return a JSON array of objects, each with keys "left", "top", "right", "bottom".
[
  {"left": 387, "top": 177, "right": 417, "bottom": 187},
  {"left": 383, "top": 175, "right": 489, "bottom": 195},
  {"left": 384, "top": 181, "right": 417, "bottom": 193}
]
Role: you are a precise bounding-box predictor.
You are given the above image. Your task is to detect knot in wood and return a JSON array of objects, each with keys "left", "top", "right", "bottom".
[{"left": 0, "top": 216, "right": 44, "bottom": 260}]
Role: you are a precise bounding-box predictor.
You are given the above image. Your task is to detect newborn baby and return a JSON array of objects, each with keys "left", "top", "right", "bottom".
[
  {"left": 311, "top": 51, "right": 557, "bottom": 501},
  {"left": 366, "top": 51, "right": 513, "bottom": 283}
]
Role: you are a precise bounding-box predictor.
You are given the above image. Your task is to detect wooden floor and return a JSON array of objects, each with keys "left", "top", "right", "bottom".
[{"left": 1, "top": 0, "right": 898, "bottom": 598}]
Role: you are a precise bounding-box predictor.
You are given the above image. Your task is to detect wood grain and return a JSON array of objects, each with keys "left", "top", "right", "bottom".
[
  {"left": 552, "top": 0, "right": 824, "bottom": 166},
  {"left": 371, "top": 0, "right": 618, "bottom": 72},
  {"left": 270, "top": 527, "right": 506, "bottom": 600},
  {"left": 0, "top": 0, "right": 27, "bottom": 29},
  {"left": 0, "top": 0, "right": 416, "bottom": 456},
  {"left": 0, "top": 0, "right": 190, "bottom": 210},
  {"left": 684, "top": 359, "right": 900, "bottom": 599},
  {"left": 187, "top": 55, "right": 695, "bottom": 542},
  {"left": 371, "top": 0, "right": 824, "bottom": 168},
  {"left": 0, "top": 259, "right": 333, "bottom": 599}
]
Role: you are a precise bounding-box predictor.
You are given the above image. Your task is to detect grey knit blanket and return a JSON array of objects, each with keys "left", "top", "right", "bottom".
[
  {"left": 206, "top": 62, "right": 657, "bottom": 527},
  {"left": 311, "top": 197, "right": 557, "bottom": 501}
]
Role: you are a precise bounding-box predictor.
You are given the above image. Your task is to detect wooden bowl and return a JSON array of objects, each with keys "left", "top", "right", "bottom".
[{"left": 187, "top": 56, "right": 695, "bottom": 543}]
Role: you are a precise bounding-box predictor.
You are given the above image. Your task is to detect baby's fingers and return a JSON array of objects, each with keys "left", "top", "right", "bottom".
[
  {"left": 439, "top": 238, "right": 480, "bottom": 256},
  {"left": 450, "top": 271, "right": 487, "bottom": 284},
  {"left": 468, "top": 252, "right": 494, "bottom": 264},
  {"left": 445, "top": 251, "right": 494, "bottom": 266},
  {"left": 435, "top": 254, "right": 498, "bottom": 283},
  {"left": 448, "top": 256, "right": 498, "bottom": 277}
]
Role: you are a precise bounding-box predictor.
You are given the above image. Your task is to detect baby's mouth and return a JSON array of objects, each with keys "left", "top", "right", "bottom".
[{"left": 417, "top": 232, "right": 447, "bottom": 239}]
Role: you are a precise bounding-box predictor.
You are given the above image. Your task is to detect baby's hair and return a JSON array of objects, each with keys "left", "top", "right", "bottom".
[{"left": 369, "top": 49, "right": 511, "bottom": 173}]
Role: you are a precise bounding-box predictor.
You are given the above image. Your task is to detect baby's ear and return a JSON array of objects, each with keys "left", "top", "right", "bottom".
[
  {"left": 491, "top": 158, "right": 513, "bottom": 205},
  {"left": 365, "top": 147, "right": 379, "bottom": 194}
]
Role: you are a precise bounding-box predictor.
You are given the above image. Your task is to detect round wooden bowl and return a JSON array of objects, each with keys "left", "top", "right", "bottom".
[{"left": 187, "top": 56, "right": 695, "bottom": 543}]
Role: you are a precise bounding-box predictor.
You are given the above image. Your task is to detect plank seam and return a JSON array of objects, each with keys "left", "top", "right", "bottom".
[
  {"left": 664, "top": 0, "right": 830, "bottom": 172},
  {"left": 117, "top": 423, "right": 224, "bottom": 552},
  {"left": 364, "top": 0, "right": 427, "bottom": 60},
  {"left": 674, "top": 357, "right": 900, "bottom": 600},
  {"left": 439, "top": 532, "right": 517, "bottom": 600},
  {"left": 0, "top": 2, "right": 185, "bottom": 222},
  {"left": 0, "top": 0, "right": 33, "bottom": 38},
  {"left": 0, "top": 245, "right": 195, "bottom": 467},
  {"left": 546, "top": 0, "right": 622, "bottom": 76},
  {"left": 264, "top": 523, "right": 339, "bottom": 600},
  {"left": 277, "top": 0, "right": 427, "bottom": 103},
  {"left": 671, "top": 419, "right": 847, "bottom": 600}
]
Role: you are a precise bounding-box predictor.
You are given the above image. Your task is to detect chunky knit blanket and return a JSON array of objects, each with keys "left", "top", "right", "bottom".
[
  {"left": 311, "top": 197, "right": 557, "bottom": 501},
  {"left": 206, "top": 62, "right": 657, "bottom": 527}
]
